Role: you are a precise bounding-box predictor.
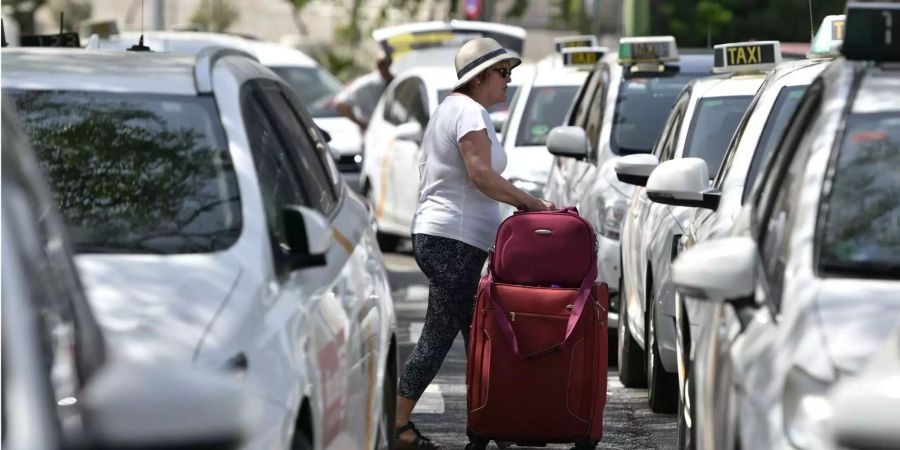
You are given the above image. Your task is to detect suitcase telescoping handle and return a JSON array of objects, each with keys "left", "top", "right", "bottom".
[
  {"left": 512, "top": 206, "right": 579, "bottom": 215},
  {"left": 484, "top": 258, "right": 597, "bottom": 360}
]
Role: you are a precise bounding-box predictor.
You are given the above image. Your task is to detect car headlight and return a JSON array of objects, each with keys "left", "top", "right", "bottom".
[
  {"left": 598, "top": 196, "right": 627, "bottom": 240},
  {"left": 512, "top": 179, "right": 545, "bottom": 199},
  {"left": 783, "top": 365, "right": 833, "bottom": 450}
]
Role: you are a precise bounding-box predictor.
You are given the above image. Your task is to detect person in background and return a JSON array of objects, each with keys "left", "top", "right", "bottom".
[
  {"left": 334, "top": 50, "right": 393, "bottom": 132},
  {"left": 393, "top": 37, "right": 555, "bottom": 449}
]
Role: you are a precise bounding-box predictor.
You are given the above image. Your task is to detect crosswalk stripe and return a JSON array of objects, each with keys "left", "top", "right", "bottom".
[
  {"left": 409, "top": 322, "right": 424, "bottom": 343},
  {"left": 414, "top": 384, "right": 445, "bottom": 414}
]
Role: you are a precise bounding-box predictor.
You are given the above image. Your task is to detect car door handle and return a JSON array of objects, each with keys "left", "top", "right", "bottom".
[{"left": 222, "top": 352, "right": 249, "bottom": 372}]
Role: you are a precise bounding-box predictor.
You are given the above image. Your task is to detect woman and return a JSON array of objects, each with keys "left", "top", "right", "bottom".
[{"left": 394, "top": 37, "right": 555, "bottom": 449}]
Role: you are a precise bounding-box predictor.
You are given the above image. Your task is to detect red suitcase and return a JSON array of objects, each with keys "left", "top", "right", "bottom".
[{"left": 466, "top": 209, "right": 608, "bottom": 449}]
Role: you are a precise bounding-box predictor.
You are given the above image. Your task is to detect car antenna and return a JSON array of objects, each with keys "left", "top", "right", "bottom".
[
  {"left": 807, "top": 0, "right": 816, "bottom": 43},
  {"left": 2, "top": 19, "right": 8, "bottom": 48},
  {"left": 128, "top": 0, "right": 152, "bottom": 51}
]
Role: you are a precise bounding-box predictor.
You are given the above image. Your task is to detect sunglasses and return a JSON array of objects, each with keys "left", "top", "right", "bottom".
[{"left": 492, "top": 67, "right": 513, "bottom": 78}]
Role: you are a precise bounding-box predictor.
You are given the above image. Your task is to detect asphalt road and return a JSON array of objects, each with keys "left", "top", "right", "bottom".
[{"left": 384, "top": 248, "right": 677, "bottom": 450}]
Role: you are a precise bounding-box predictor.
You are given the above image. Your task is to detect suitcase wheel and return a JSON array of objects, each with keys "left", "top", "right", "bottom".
[{"left": 572, "top": 438, "right": 599, "bottom": 450}]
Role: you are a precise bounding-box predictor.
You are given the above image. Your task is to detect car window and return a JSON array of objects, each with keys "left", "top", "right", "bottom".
[
  {"left": 258, "top": 84, "right": 338, "bottom": 216},
  {"left": 611, "top": 74, "right": 696, "bottom": 155},
  {"left": 400, "top": 79, "right": 429, "bottom": 127},
  {"left": 515, "top": 85, "right": 580, "bottom": 146},
  {"left": 584, "top": 68, "right": 610, "bottom": 156},
  {"left": 682, "top": 96, "right": 753, "bottom": 178},
  {"left": 742, "top": 86, "right": 807, "bottom": 202},
  {"left": 8, "top": 90, "right": 242, "bottom": 255},
  {"left": 654, "top": 90, "right": 690, "bottom": 162},
  {"left": 270, "top": 66, "right": 344, "bottom": 118},
  {"left": 570, "top": 67, "right": 602, "bottom": 128},
  {"left": 819, "top": 112, "right": 900, "bottom": 278},
  {"left": 387, "top": 79, "right": 416, "bottom": 125}
]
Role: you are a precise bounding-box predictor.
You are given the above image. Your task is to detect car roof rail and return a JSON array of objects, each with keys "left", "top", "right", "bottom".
[{"left": 194, "top": 46, "right": 259, "bottom": 94}]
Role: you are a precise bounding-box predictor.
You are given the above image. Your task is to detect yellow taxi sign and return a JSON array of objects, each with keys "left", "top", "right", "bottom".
[
  {"left": 713, "top": 41, "right": 781, "bottom": 73},
  {"left": 617, "top": 36, "right": 678, "bottom": 63},
  {"left": 562, "top": 46, "right": 608, "bottom": 67},
  {"left": 809, "top": 15, "right": 845, "bottom": 57},
  {"left": 554, "top": 35, "right": 598, "bottom": 53}
]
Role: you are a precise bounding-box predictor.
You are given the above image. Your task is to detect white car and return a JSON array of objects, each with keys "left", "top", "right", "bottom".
[
  {"left": 670, "top": 4, "right": 900, "bottom": 449},
  {"left": 93, "top": 31, "right": 364, "bottom": 188},
  {"left": 497, "top": 47, "right": 603, "bottom": 217},
  {"left": 613, "top": 41, "right": 779, "bottom": 412},
  {"left": 3, "top": 47, "right": 397, "bottom": 450},
  {"left": 1, "top": 104, "right": 258, "bottom": 450},
  {"left": 545, "top": 37, "right": 714, "bottom": 350},
  {"left": 361, "top": 64, "right": 530, "bottom": 251}
]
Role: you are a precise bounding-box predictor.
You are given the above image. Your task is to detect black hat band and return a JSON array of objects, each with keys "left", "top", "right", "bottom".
[{"left": 457, "top": 48, "right": 507, "bottom": 79}]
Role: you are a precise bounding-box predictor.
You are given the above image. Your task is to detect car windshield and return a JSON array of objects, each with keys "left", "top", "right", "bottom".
[
  {"left": 7, "top": 90, "right": 242, "bottom": 255},
  {"left": 439, "top": 86, "right": 520, "bottom": 114},
  {"left": 270, "top": 66, "right": 344, "bottom": 118},
  {"left": 683, "top": 96, "right": 753, "bottom": 178},
  {"left": 611, "top": 74, "right": 696, "bottom": 155},
  {"left": 515, "top": 85, "right": 580, "bottom": 146},
  {"left": 742, "top": 86, "right": 806, "bottom": 202},
  {"left": 820, "top": 112, "right": 900, "bottom": 278}
]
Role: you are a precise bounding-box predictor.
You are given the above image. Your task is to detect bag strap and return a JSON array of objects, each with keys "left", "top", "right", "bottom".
[{"left": 484, "top": 258, "right": 597, "bottom": 360}]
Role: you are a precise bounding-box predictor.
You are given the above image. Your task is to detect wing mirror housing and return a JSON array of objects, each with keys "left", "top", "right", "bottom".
[
  {"left": 646, "top": 158, "right": 720, "bottom": 210},
  {"left": 82, "top": 362, "right": 259, "bottom": 450},
  {"left": 284, "top": 205, "right": 331, "bottom": 270},
  {"left": 615, "top": 154, "right": 660, "bottom": 186},
  {"left": 546, "top": 126, "right": 589, "bottom": 160},
  {"left": 395, "top": 121, "right": 424, "bottom": 144},
  {"left": 672, "top": 236, "right": 757, "bottom": 303}
]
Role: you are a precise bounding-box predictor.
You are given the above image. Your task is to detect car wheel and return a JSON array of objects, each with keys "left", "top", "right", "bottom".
[
  {"left": 646, "top": 281, "right": 677, "bottom": 413},
  {"left": 291, "top": 430, "right": 313, "bottom": 450},
  {"left": 376, "top": 356, "right": 397, "bottom": 450},
  {"left": 617, "top": 271, "right": 647, "bottom": 388},
  {"left": 677, "top": 303, "right": 695, "bottom": 449}
]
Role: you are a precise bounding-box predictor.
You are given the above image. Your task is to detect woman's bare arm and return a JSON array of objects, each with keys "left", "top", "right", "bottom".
[{"left": 459, "top": 129, "right": 553, "bottom": 211}]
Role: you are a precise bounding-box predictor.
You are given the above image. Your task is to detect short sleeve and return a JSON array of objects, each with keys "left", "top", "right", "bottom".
[{"left": 455, "top": 103, "right": 492, "bottom": 143}]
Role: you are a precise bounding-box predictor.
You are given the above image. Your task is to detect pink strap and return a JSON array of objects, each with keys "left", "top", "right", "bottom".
[{"left": 484, "top": 258, "right": 597, "bottom": 360}]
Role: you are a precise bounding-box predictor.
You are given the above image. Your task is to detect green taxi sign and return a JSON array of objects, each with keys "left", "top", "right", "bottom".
[
  {"left": 842, "top": 2, "right": 900, "bottom": 61},
  {"left": 618, "top": 36, "right": 678, "bottom": 63},
  {"left": 713, "top": 41, "right": 781, "bottom": 74},
  {"left": 554, "top": 35, "right": 598, "bottom": 53},
  {"left": 562, "top": 46, "right": 608, "bottom": 67},
  {"left": 809, "top": 15, "right": 845, "bottom": 57}
]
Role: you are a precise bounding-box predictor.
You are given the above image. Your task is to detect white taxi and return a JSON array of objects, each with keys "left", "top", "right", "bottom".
[
  {"left": 671, "top": 4, "right": 900, "bottom": 449},
  {"left": 3, "top": 47, "right": 397, "bottom": 450},
  {"left": 498, "top": 46, "right": 605, "bottom": 217},
  {"left": 93, "top": 31, "right": 364, "bottom": 187},
  {"left": 613, "top": 41, "right": 779, "bottom": 411}
]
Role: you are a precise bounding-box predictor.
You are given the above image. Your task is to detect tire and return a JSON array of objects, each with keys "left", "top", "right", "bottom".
[
  {"left": 617, "top": 257, "right": 647, "bottom": 387},
  {"left": 291, "top": 430, "right": 313, "bottom": 450},
  {"left": 646, "top": 281, "right": 677, "bottom": 413},
  {"left": 677, "top": 305, "right": 695, "bottom": 450},
  {"left": 466, "top": 428, "right": 490, "bottom": 450},
  {"left": 573, "top": 438, "right": 598, "bottom": 449},
  {"left": 376, "top": 356, "right": 397, "bottom": 450}
]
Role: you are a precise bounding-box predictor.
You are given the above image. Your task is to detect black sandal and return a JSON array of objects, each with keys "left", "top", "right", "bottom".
[{"left": 394, "top": 421, "right": 440, "bottom": 449}]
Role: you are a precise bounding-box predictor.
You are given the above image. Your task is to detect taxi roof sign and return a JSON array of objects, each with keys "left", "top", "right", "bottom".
[
  {"left": 713, "top": 41, "right": 781, "bottom": 73},
  {"left": 562, "top": 46, "right": 608, "bottom": 67},
  {"left": 555, "top": 35, "right": 598, "bottom": 53},
  {"left": 842, "top": 3, "right": 900, "bottom": 62},
  {"left": 618, "top": 36, "right": 678, "bottom": 63},
  {"left": 808, "top": 15, "right": 845, "bottom": 58}
]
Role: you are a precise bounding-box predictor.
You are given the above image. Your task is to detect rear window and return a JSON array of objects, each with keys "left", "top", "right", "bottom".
[
  {"left": 270, "top": 66, "right": 344, "bottom": 118},
  {"left": 683, "top": 96, "right": 753, "bottom": 177},
  {"left": 611, "top": 74, "right": 696, "bottom": 155},
  {"left": 743, "top": 86, "right": 806, "bottom": 202},
  {"left": 819, "top": 112, "right": 900, "bottom": 278},
  {"left": 515, "top": 85, "right": 579, "bottom": 146},
  {"left": 8, "top": 90, "right": 242, "bottom": 255}
]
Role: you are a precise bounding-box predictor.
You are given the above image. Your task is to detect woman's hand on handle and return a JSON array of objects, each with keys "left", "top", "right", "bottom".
[{"left": 523, "top": 198, "right": 555, "bottom": 212}]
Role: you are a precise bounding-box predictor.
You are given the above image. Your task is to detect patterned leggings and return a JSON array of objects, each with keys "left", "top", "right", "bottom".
[{"left": 398, "top": 233, "right": 489, "bottom": 401}]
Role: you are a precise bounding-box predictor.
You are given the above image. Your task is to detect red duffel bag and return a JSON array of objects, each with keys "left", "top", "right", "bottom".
[{"left": 466, "top": 208, "right": 608, "bottom": 450}]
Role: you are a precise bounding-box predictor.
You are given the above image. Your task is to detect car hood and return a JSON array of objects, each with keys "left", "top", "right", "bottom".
[
  {"left": 503, "top": 146, "right": 554, "bottom": 185},
  {"left": 75, "top": 253, "right": 242, "bottom": 364},
  {"left": 814, "top": 278, "right": 900, "bottom": 374},
  {"left": 314, "top": 117, "right": 363, "bottom": 156}
]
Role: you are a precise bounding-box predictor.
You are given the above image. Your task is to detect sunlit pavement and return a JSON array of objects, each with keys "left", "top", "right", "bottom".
[{"left": 385, "top": 247, "right": 677, "bottom": 450}]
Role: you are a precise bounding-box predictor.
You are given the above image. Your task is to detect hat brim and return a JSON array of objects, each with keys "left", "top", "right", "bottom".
[{"left": 452, "top": 53, "right": 522, "bottom": 91}]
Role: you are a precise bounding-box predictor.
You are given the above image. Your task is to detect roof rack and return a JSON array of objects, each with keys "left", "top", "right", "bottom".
[
  {"left": 713, "top": 41, "right": 781, "bottom": 74},
  {"left": 193, "top": 46, "right": 259, "bottom": 94},
  {"left": 561, "top": 46, "right": 608, "bottom": 68},
  {"left": 842, "top": 2, "right": 900, "bottom": 62},
  {"left": 554, "top": 35, "right": 598, "bottom": 53}
]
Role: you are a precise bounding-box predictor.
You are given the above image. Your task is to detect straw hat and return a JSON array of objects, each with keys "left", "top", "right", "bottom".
[{"left": 453, "top": 37, "right": 522, "bottom": 91}]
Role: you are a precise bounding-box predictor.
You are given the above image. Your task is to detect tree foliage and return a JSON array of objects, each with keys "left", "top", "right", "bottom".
[
  {"left": 190, "top": 0, "right": 240, "bottom": 33},
  {"left": 3, "top": 0, "right": 49, "bottom": 34},
  {"left": 48, "top": 0, "right": 92, "bottom": 32}
]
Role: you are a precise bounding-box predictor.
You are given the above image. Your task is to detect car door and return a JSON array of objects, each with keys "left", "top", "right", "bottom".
[
  {"left": 242, "top": 80, "right": 355, "bottom": 449},
  {"left": 568, "top": 65, "right": 611, "bottom": 209},
  {"left": 388, "top": 77, "right": 428, "bottom": 231}
]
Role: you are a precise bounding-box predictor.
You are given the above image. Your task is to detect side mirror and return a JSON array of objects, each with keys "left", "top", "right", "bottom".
[
  {"left": 646, "top": 158, "right": 720, "bottom": 210},
  {"left": 82, "top": 362, "right": 259, "bottom": 450},
  {"left": 672, "top": 236, "right": 757, "bottom": 302},
  {"left": 615, "top": 154, "right": 660, "bottom": 186},
  {"left": 284, "top": 205, "right": 331, "bottom": 269},
  {"left": 395, "top": 121, "right": 423, "bottom": 144},
  {"left": 546, "top": 126, "right": 589, "bottom": 159}
]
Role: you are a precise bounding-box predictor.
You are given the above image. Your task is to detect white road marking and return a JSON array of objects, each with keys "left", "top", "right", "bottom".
[
  {"left": 405, "top": 285, "right": 429, "bottom": 302},
  {"left": 409, "top": 322, "right": 424, "bottom": 343},
  {"left": 414, "top": 384, "right": 445, "bottom": 414}
]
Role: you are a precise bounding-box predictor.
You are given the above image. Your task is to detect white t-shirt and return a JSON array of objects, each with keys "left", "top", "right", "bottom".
[
  {"left": 411, "top": 94, "right": 507, "bottom": 251},
  {"left": 334, "top": 70, "right": 386, "bottom": 124}
]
